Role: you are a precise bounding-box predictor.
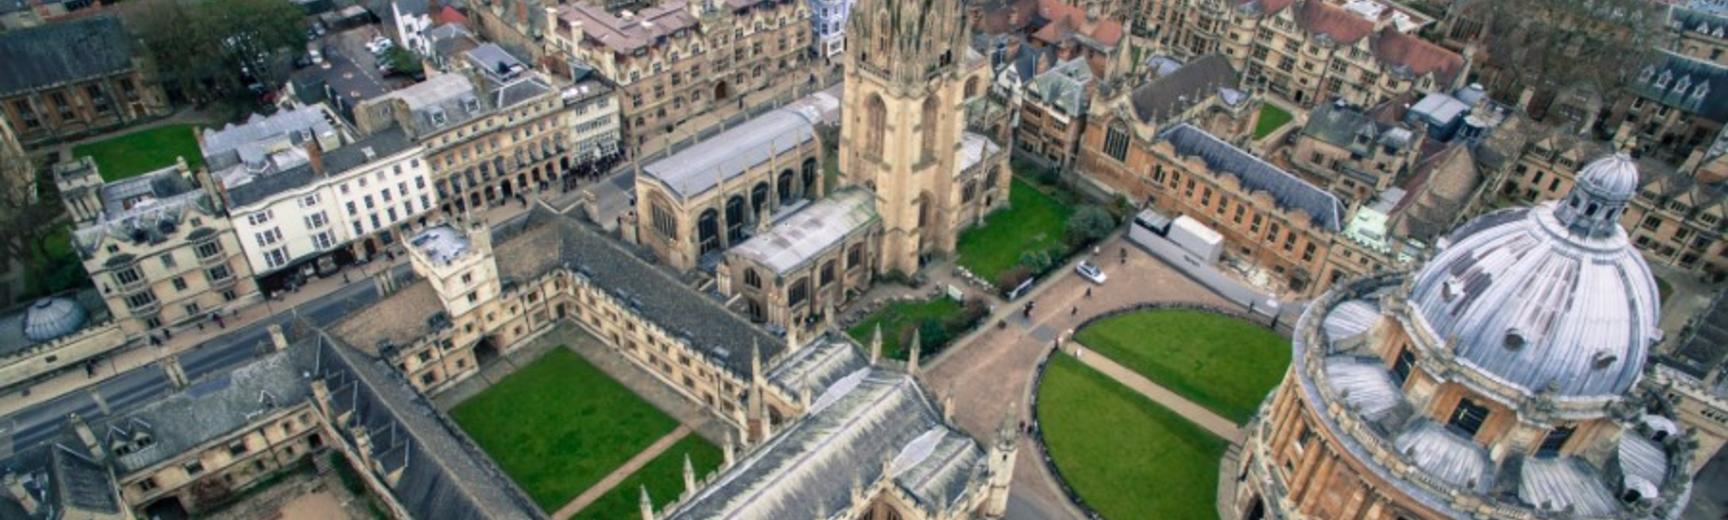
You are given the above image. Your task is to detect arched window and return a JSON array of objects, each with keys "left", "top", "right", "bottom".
[
  {"left": 964, "top": 76, "right": 981, "bottom": 99},
  {"left": 962, "top": 180, "right": 977, "bottom": 202},
  {"left": 801, "top": 158, "right": 819, "bottom": 196},
  {"left": 743, "top": 268, "right": 762, "bottom": 288},
  {"left": 725, "top": 195, "right": 746, "bottom": 242},
  {"left": 864, "top": 94, "right": 887, "bottom": 158},
  {"left": 752, "top": 182, "right": 771, "bottom": 215},
  {"left": 777, "top": 170, "right": 795, "bottom": 204},
  {"left": 788, "top": 277, "right": 810, "bottom": 306},
  {"left": 820, "top": 260, "right": 837, "bottom": 286},
  {"left": 697, "top": 209, "right": 720, "bottom": 253},
  {"left": 921, "top": 95, "right": 942, "bottom": 159},
  {"left": 651, "top": 197, "right": 677, "bottom": 239}
]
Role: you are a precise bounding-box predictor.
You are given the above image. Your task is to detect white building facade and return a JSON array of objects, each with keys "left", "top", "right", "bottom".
[{"left": 809, "top": 0, "right": 852, "bottom": 59}]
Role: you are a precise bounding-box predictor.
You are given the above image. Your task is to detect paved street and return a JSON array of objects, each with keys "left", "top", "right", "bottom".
[{"left": 923, "top": 234, "right": 1241, "bottom": 520}]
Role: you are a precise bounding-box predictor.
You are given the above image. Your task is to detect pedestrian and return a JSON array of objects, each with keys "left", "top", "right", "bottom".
[
  {"left": 1085, "top": 287, "right": 1092, "bottom": 299},
  {"left": 1070, "top": 305, "right": 1077, "bottom": 316},
  {"left": 162, "top": 329, "right": 172, "bottom": 340}
]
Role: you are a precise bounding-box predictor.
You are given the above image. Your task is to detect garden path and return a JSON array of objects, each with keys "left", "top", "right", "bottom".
[
  {"left": 1064, "top": 347, "right": 1243, "bottom": 442},
  {"left": 550, "top": 425, "right": 693, "bottom": 520}
]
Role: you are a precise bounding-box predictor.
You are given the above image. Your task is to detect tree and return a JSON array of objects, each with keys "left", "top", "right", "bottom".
[
  {"left": 1467, "top": 0, "right": 1665, "bottom": 115},
  {"left": 383, "top": 47, "right": 424, "bottom": 78},
  {"left": 1066, "top": 204, "right": 1116, "bottom": 245},
  {"left": 134, "top": 0, "right": 306, "bottom": 104},
  {"left": 1018, "top": 249, "right": 1054, "bottom": 272}
]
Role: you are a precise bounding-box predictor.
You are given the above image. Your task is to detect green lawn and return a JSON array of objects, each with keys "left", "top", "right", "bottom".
[
  {"left": 1252, "top": 104, "right": 1293, "bottom": 141},
  {"left": 1038, "top": 356, "right": 1226, "bottom": 520},
  {"left": 574, "top": 435, "right": 723, "bottom": 520},
  {"left": 846, "top": 297, "right": 963, "bottom": 360},
  {"left": 71, "top": 124, "right": 206, "bottom": 181},
  {"left": 1074, "top": 309, "right": 1288, "bottom": 423},
  {"left": 956, "top": 176, "right": 1073, "bottom": 283},
  {"left": 451, "top": 348, "right": 682, "bottom": 511}
]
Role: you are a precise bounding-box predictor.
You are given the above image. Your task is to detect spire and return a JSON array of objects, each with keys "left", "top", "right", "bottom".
[
  {"left": 869, "top": 324, "right": 883, "bottom": 364},
  {"left": 756, "top": 204, "right": 772, "bottom": 234},
  {"left": 639, "top": 486, "right": 654, "bottom": 520},
  {"left": 941, "top": 389, "right": 955, "bottom": 424},
  {"left": 907, "top": 328, "right": 922, "bottom": 375},
  {"left": 682, "top": 453, "right": 697, "bottom": 494}
]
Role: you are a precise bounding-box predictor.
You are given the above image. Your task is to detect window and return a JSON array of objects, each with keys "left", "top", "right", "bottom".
[
  {"left": 195, "top": 241, "right": 223, "bottom": 259},
  {"left": 1536, "top": 426, "right": 1574, "bottom": 458},
  {"left": 183, "top": 460, "right": 205, "bottom": 476},
  {"left": 114, "top": 267, "right": 143, "bottom": 286},
  {"left": 820, "top": 260, "right": 836, "bottom": 286},
  {"left": 125, "top": 291, "right": 157, "bottom": 310},
  {"left": 744, "top": 268, "right": 762, "bottom": 288},
  {"left": 207, "top": 264, "right": 231, "bottom": 281},
  {"left": 1103, "top": 125, "right": 1131, "bottom": 162},
  {"left": 1447, "top": 398, "right": 1491, "bottom": 436},
  {"left": 137, "top": 477, "right": 159, "bottom": 492},
  {"left": 171, "top": 277, "right": 187, "bottom": 291},
  {"left": 1392, "top": 347, "right": 1414, "bottom": 384},
  {"left": 788, "top": 278, "right": 809, "bottom": 306},
  {"left": 228, "top": 441, "right": 247, "bottom": 456},
  {"left": 651, "top": 200, "right": 677, "bottom": 239},
  {"left": 246, "top": 210, "right": 274, "bottom": 226},
  {"left": 848, "top": 244, "right": 864, "bottom": 269}
]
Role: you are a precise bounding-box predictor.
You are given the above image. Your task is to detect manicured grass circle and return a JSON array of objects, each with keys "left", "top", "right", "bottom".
[
  {"left": 1037, "top": 355, "right": 1226, "bottom": 520},
  {"left": 1074, "top": 308, "right": 1288, "bottom": 424}
]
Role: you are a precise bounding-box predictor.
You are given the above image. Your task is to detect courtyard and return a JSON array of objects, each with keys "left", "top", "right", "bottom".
[
  {"left": 1252, "top": 104, "right": 1293, "bottom": 140},
  {"left": 450, "top": 347, "right": 714, "bottom": 512},
  {"left": 1037, "top": 355, "right": 1227, "bottom": 520},
  {"left": 70, "top": 123, "right": 207, "bottom": 181},
  {"left": 575, "top": 435, "right": 723, "bottom": 519},
  {"left": 955, "top": 175, "right": 1074, "bottom": 285},
  {"left": 1073, "top": 308, "right": 1288, "bottom": 423}
]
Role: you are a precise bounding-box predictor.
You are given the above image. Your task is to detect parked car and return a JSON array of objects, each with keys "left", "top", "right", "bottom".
[
  {"left": 1075, "top": 261, "right": 1107, "bottom": 284},
  {"left": 366, "top": 36, "right": 393, "bottom": 54}
]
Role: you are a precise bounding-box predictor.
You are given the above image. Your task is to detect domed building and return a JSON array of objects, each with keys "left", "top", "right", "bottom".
[{"left": 1234, "top": 154, "right": 1699, "bottom": 519}]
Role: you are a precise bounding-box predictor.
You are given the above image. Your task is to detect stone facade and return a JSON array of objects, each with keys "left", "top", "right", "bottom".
[
  {"left": 716, "top": 188, "right": 880, "bottom": 331},
  {"left": 549, "top": 0, "right": 814, "bottom": 152},
  {"left": 57, "top": 159, "right": 259, "bottom": 339},
  {"left": 0, "top": 15, "right": 171, "bottom": 145},
  {"left": 838, "top": 0, "right": 1006, "bottom": 274},
  {"left": 1135, "top": 0, "right": 1465, "bottom": 109}
]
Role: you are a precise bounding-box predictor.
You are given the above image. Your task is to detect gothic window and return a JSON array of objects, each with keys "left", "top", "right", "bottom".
[
  {"left": 733, "top": 180, "right": 761, "bottom": 216},
  {"left": 778, "top": 170, "right": 795, "bottom": 204},
  {"left": 1392, "top": 347, "right": 1414, "bottom": 384},
  {"left": 921, "top": 95, "right": 942, "bottom": 159},
  {"left": 726, "top": 195, "right": 746, "bottom": 242},
  {"left": 744, "top": 268, "right": 762, "bottom": 288},
  {"left": 651, "top": 198, "right": 678, "bottom": 239},
  {"left": 864, "top": 94, "right": 887, "bottom": 158},
  {"left": 698, "top": 209, "right": 721, "bottom": 253},
  {"left": 1104, "top": 124, "right": 1131, "bottom": 162},
  {"left": 964, "top": 76, "right": 981, "bottom": 99},
  {"left": 820, "top": 260, "right": 836, "bottom": 286},
  {"left": 848, "top": 243, "right": 864, "bottom": 269},
  {"left": 801, "top": 158, "right": 819, "bottom": 196},
  {"left": 962, "top": 180, "right": 977, "bottom": 202},
  {"left": 788, "top": 277, "right": 810, "bottom": 306}
]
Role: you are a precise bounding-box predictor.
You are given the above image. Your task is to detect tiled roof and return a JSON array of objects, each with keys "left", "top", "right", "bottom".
[
  {"left": 224, "top": 128, "right": 415, "bottom": 209},
  {"left": 1371, "top": 28, "right": 1466, "bottom": 85},
  {"left": 1633, "top": 49, "right": 1728, "bottom": 122},
  {"left": 1029, "top": 0, "right": 1123, "bottom": 48},
  {"left": 641, "top": 107, "right": 820, "bottom": 200},
  {"left": 1296, "top": 0, "right": 1373, "bottom": 44},
  {"left": 0, "top": 15, "right": 136, "bottom": 97},
  {"left": 557, "top": 3, "right": 697, "bottom": 53},
  {"left": 1161, "top": 123, "right": 1344, "bottom": 230},
  {"left": 729, "top": 188, "right": 878, "bottom": 275},
  {"left": 330, "top": 282, "right": 446, "bottom": 355},
  {"left": 1129, "top": 54, "right": 1239, "bottom": 124}
]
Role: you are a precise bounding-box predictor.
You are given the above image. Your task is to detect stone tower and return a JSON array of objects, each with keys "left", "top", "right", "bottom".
[{"left": 839, "top": 0, "right": 972, "bottom": 275}]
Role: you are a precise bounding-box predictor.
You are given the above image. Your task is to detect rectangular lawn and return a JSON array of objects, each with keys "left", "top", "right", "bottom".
[
  {"left": 1074, "top": 309, "right": 1289, "bottom": 423},
  {"left": 845, "top": 297, "right": 962, "bottom": 360},
  {"left": 71, "top": 124, "right": 207, "bottom": 181},
  {"left": 956, "top": 176, "right": 1072, "bottom": 283},
  {"left": 573, "top": 435, "right": 723, "bottom": 519},
  {"left": 1038, "top": 356, "right": 1226, "bottom": 520},
  {"left": 451, "top": 348, "right": 682, "bottom": 511},
  {"left": 1253, "top": 104, "right": 1293, "bottom": 140}
]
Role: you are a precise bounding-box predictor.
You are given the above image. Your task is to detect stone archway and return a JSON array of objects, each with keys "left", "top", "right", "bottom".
[{"left": 715, "top": 80, "right": 732, "bottom": 101}]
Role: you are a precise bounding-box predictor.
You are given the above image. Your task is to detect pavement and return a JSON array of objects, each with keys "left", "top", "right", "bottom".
[{"left": 923, "top": 233, "right": 1240, "bottom": 520}]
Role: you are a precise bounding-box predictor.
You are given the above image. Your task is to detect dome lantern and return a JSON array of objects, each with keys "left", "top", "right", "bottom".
[{"left": 1554, "top": 153, "right": 1640, "bottom": 239}]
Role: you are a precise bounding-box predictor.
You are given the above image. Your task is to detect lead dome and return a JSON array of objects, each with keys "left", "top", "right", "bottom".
[{"left": 1405, "top": 153, "right": 1662, "bottom": 401}]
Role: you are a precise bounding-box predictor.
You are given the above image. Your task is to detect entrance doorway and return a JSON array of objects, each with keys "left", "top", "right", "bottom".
[{"left": 714, "top": 80, "right": 731, "bottom": 101}]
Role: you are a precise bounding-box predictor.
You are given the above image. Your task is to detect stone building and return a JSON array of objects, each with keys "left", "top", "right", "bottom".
[
  {"left": 634, "top": 99, "right": 830, "bottom": 271},
  {"left": 1076, "top": 54, "right": 1250, "bottom": 162},
  {"left": 549, "top": 0, "right": 814, "bottom": 151},
  {"left": 839, "top": 0, "right": 1008, "bottom": 275},
  {"left": 0, "top": 15, "right": 170, "bottom": 145},
  {"left": 1608, "top": 50, "right": 1728, "bottom": 162},
  {"left": 1136, "top": 0, "right": 1465, "bottom": 109},
  {"left": 1237, "top": 154, "right": 1698, "bottom": 519},
  {"left": 717, "top": 187, "right": 880, "bottom": 330},
  {"left": 1670, "top": 3, "right": 1728, "bottom": 67},
  {"left": 1288, "top": 100, "right": 1422, "bottom": 202},
  {"left": 1018, "top": 58, "right": 1094, "bottom": 170},
  {"left": 57, "top": 159, "right": 258, "bottom": 339},
  {"left": 1081, "top": 121, "right": 1342, "bottom": 294},
  {"left": 356, "top": 44, "right": 585, "bottom": 216},
  {"left": 0, "top": 291, "right": 127, "bottom": 401}
]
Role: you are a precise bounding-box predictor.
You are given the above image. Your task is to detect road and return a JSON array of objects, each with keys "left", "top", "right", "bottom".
[{"left": 0, "top": 263, "right": 406, "bottom": 464}]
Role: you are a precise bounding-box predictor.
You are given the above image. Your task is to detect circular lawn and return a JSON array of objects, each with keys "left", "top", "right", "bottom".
[{"left": 1072, "top": 308, "right": 1289, "bottom": 423}]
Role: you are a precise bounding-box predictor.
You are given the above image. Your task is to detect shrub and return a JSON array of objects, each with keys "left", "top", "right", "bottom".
[
  {"left": 1019, "top": 249, "right": 1055, "bottom": 272},
  {"left": 997, "top": 265, "right": 1033, "bottom": 291},
  {"left": 1067, "top": 205, "right": 1117, "bottom": 246}
]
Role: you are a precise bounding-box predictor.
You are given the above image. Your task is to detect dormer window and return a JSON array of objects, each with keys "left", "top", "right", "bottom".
[
  {"left": 1675, "top": 75, "right": 1692, "bottom": 94},
  {"left": 1695, "top": 82, "right": 1711, "bottom": 100},
  {"left": 1638, "top": 66, "right": 1655, "bottom": 84},
  {"left": 462, "top": 97, "right": 480, "bottom": 113},
  {"left": 1656, "top": 70, "right": 1672, "bottom": 89},
  {"left": 429, "top": 107, "right": 447, "bottom": 126}
]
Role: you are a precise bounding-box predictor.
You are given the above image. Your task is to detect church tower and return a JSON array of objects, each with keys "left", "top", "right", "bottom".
[{"left": 839, "top": 0, "right": 973, "bottom": 275}]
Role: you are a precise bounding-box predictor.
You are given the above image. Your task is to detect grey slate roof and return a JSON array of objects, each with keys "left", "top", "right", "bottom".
[
  {"left": 316, "top": 332, "right": 541, "bottom": 520},
  {"left": 48, "top": 445, "right": 120, "bottom": 514},
  {"left": 1634, "top": 50, "right": 1728, "bottom": 122},
  {"left": 223, "top": 127, "right": 415, "bottom": 208},
  {"left": 1160, "top": 123, "right": 1344, "bottom": 230},
  {"left": 95, "top": 342, "right": 317, "bottom": 474},
  {"left": 1129, "top": 54, "right": 1238, "bottom": 125},
  {"left": 766, "top": 336, "right": 869, "bottom": 396},
  {"left": 1301, "top": 101, "right": 1414, "bottom": 155},
  {"left": 0, "top": 15, "right": 136, "bottom": 96},
  {"left": 729, "top": 188, "right": 878, "bottom": 276},
  {"left": 329, "top": 281, "right": 445, "bottom": 356},
  {"left": 491, "top": 207, "right": 784, "bottom": 377},
  {"left": 642, "top": 107, "right": 821, "bottom": 201},
  {"left": 1027, "top": 58, "right": 1092, "bottom": 117},
  {"left": 666, "top": 367, "right": 986, "bottom": 519},
  {"left": 202, "top": 107, "right": 336, "bottom": 172}
]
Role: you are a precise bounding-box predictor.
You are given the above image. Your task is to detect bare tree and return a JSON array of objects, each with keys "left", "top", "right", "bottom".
[
  {"left": 1468, "top": 0, "right": 1668, "bottom": 109},
  {"left": 0, "top": 142, "right": 63, "bottom": 273}
]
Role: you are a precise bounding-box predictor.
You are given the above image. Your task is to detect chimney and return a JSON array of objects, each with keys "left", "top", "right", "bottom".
[{"left": 305, "top": 140, "right": 325, "bottom": 174}]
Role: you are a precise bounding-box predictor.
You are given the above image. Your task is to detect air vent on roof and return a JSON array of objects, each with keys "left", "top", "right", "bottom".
[{"left": 361, "top": 147, "right": 377, "bottom": 161}]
